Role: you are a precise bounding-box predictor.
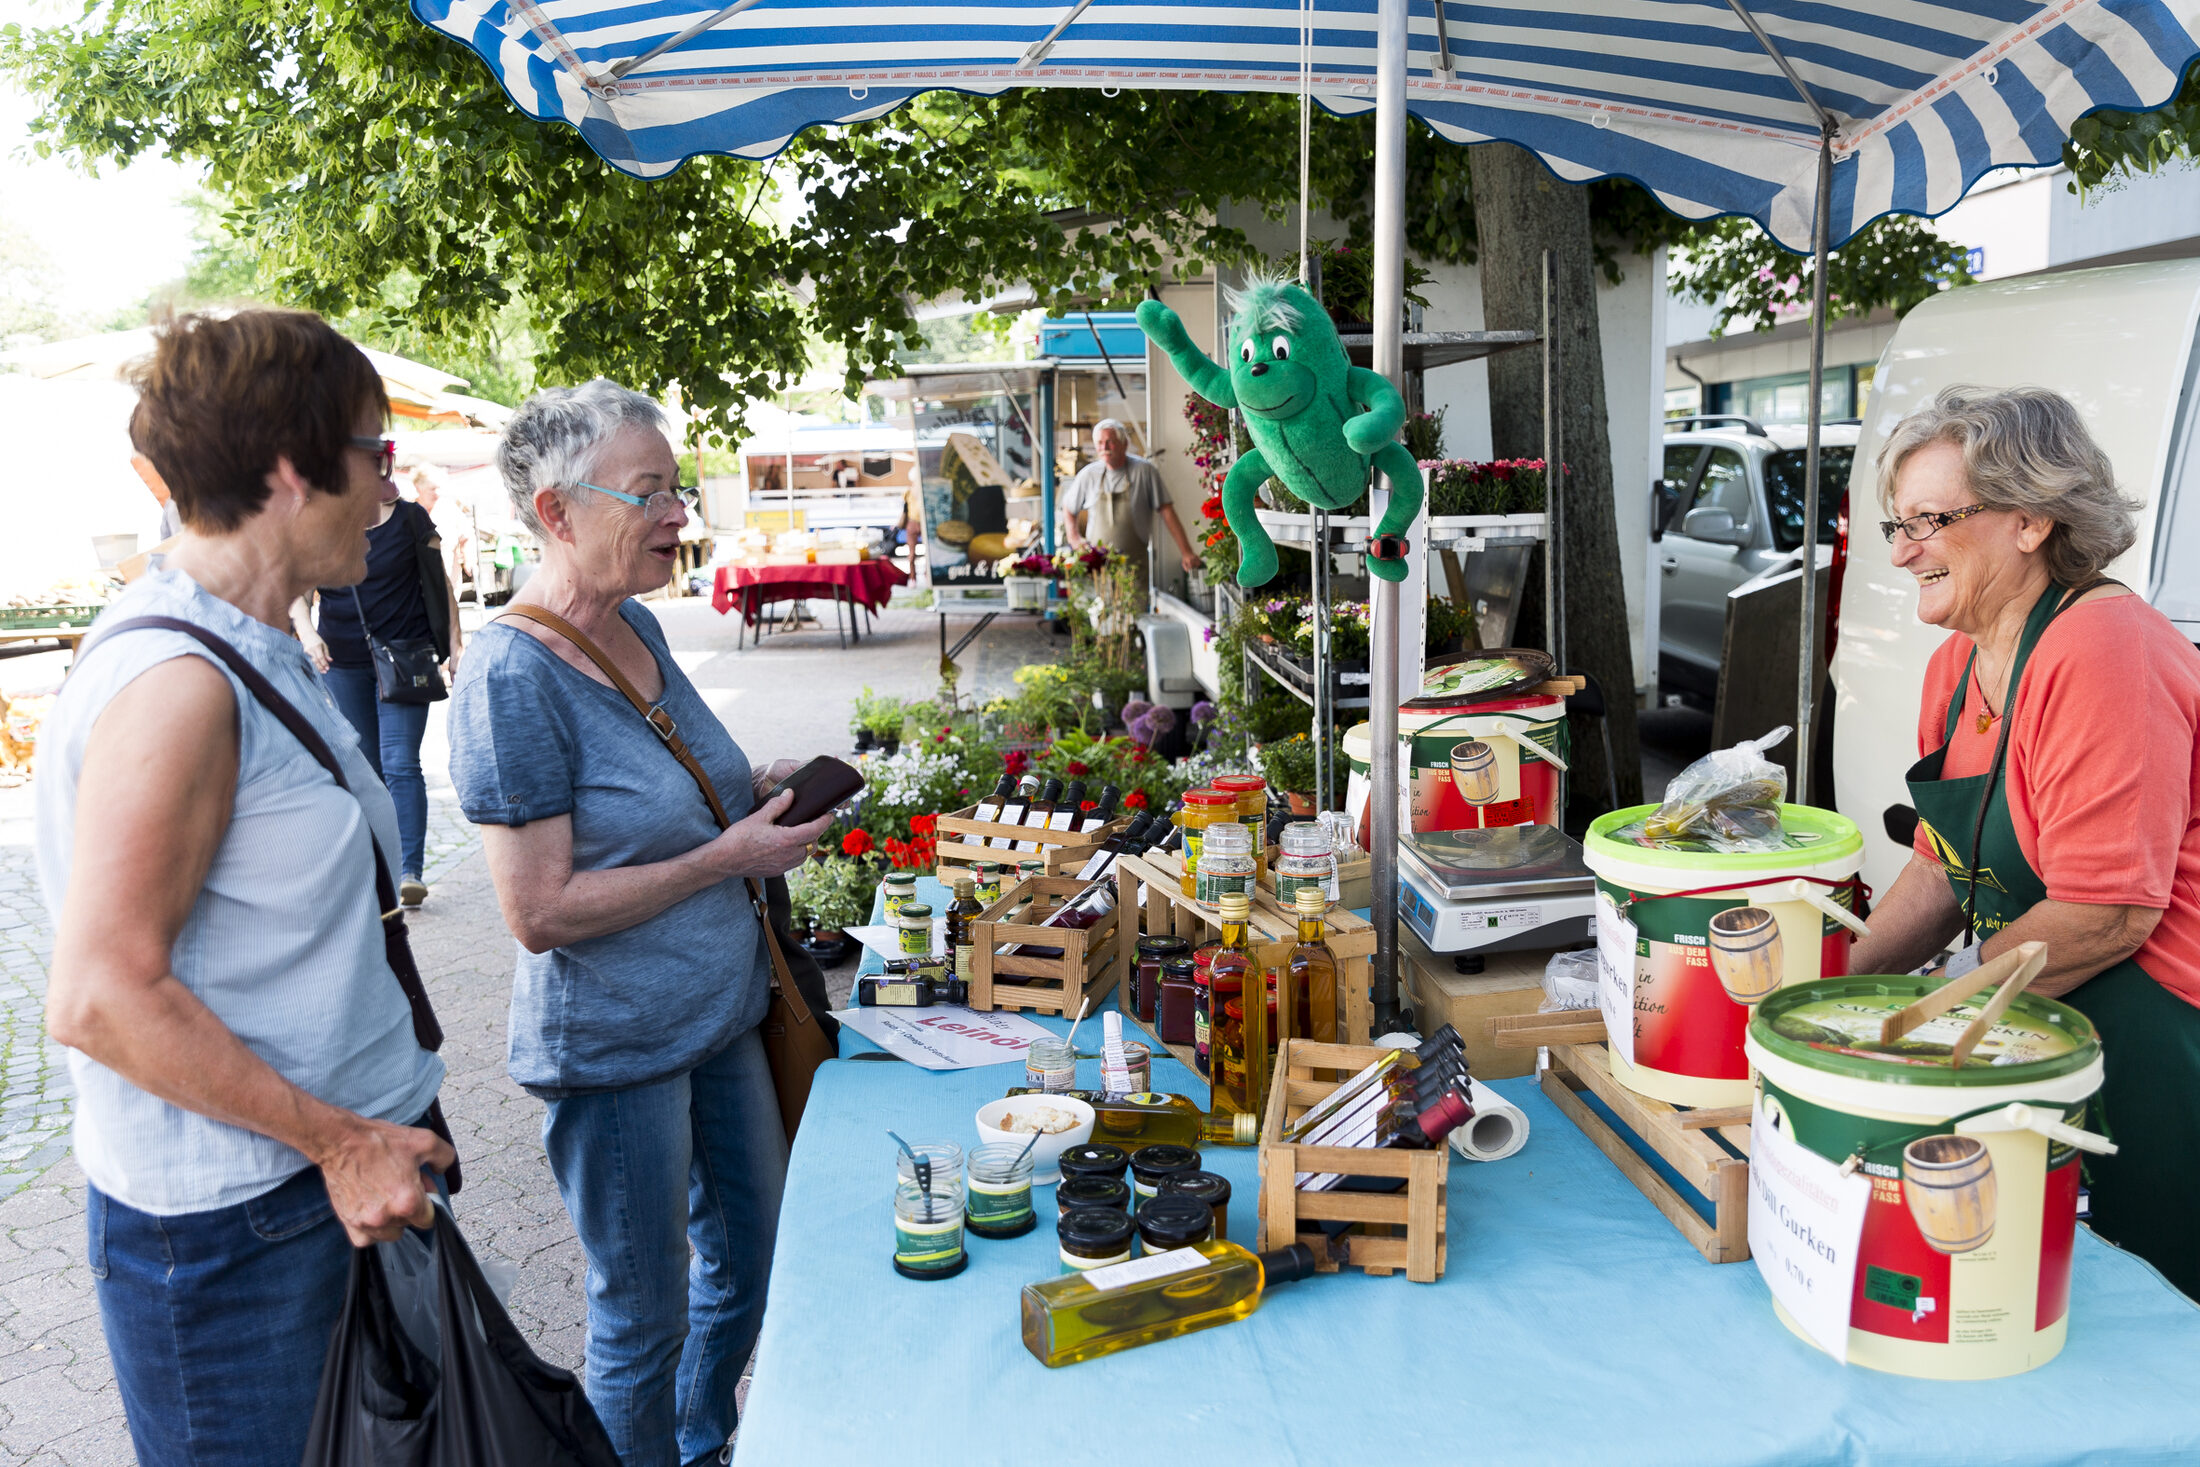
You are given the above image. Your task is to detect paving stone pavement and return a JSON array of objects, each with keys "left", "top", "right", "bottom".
[{"left": 0, "top": 595, "right": 1059, "bottom": 1462}]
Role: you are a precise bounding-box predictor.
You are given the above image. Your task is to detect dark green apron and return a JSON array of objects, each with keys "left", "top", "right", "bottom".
[{"left": 1907, "top": 580, "right": 2200, "bottom": 1297}]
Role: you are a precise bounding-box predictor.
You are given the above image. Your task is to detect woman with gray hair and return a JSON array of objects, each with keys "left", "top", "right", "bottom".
[
  {"left": 1848, "top": 384, "right": 2200, "bottom": 1296},
  {"left": 448, "top": 379, "right": 833, "bottom": 1465}
]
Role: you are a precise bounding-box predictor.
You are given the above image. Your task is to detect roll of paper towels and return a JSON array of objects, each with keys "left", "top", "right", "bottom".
[{"left": 1452, "top": 1079, "right": 1528, "bottom": 1163}]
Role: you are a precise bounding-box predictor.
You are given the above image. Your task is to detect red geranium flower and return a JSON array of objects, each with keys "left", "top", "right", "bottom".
[
  {"left": 1130, "top": 750, "right": 1148, "bottom": 764},
  {"left": 910, "top": 813, "right": 939, "bottom": 836},
  {"left": 1065, "top": 761, "right": 1090, "bottom": 778},
  {"left": 1004, "top": 749, "right": 1031, "bottom": 778},
  {"left": 1124, "top": 789, "right": 1149, "bottom": 809},
  {"left": 841, "top": 829, "right": 874, "bottom": 857},
  {"left": 1080, "top": 800, "right": 1098, "bottom": 812}
]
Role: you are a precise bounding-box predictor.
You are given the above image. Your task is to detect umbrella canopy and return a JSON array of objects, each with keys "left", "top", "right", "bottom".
[{"left": 417, "top": 0, "right": 2200, "bottom": 249}]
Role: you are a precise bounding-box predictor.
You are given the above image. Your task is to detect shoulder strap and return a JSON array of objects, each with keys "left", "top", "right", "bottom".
[
  {"left": 493, "top": 604, "right": 817, "bottom": 1026},
  {"left": 74, "top": 616, "right": 444, "bottom": 1052}
]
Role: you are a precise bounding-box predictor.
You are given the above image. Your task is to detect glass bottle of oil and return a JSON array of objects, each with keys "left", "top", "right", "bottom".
[
  {"left": 1019, "top": 1238, "right": 1320, "bottom": 1367},
  {"left": 1285, "top": 885, "right": 1339, "bottom": 1043},
  {"left": 1086, "top": 1092, "right": 1259, "bottom": 1149},
  {"left": 1205, "top": 894, "right": 1257, "bottom": 1116},
  {"left": 945, "top": 877, "right": 984, "bottom": 983}
]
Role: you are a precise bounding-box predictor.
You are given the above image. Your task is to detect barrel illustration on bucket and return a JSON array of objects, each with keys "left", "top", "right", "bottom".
[
  {"left": 1449, "top": 741, "right": 1499, "bottom": 805},
  {"left": 1745, "top": 966, "right": 2112, "bottom": 1380},
  {"left": 1583, "top": 805, "right": 1865, "bottom": 1108},
  {"left": 1707, "top": 906, "right": 1782, "bottom": 1005},
  {"left": 1343, "top": 660, "right": 1570, "bottom": 846},
  {"left": 1903, "top": 1135, "right": 1997, "bottom": 1254}
]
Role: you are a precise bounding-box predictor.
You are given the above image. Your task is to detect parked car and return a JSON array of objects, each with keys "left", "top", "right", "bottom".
[
  {"left": 1652, "top": 415, "right": 1858, "bottom": 706},
  {"left": 1833, "top": 259, "right": 2200, "bottom": 900}
]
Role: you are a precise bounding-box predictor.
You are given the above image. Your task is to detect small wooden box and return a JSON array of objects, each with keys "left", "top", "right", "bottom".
[
  {"left": 1257, "top": 1039, "right": 1449, "bottom": 1282},
  {"left": 1398, "top": 929, "right": 1549, "bottom": 1081},
  {"left": 969, "top": 876, "right": 1122, "bottom": 1017},
  {"left": 934, "top": 808, "right": 1125, "bottom": 884}
]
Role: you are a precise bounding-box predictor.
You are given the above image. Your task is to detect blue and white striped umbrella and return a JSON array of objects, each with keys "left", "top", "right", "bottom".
[{"left": 414, "top": 0, "right": 2200, "bottom": 249}]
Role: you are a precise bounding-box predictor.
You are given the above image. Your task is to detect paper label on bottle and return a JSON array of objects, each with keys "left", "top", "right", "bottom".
[
  {"left": 1595, "top": 892, "right": 1639, "bottom": 1069},
  {"left": 1082, "top": 1246, "right": 1206, "bottom": 1292},
  {"left": 1748, "top": 1097, "right": 1870, "bottom": 1362}
]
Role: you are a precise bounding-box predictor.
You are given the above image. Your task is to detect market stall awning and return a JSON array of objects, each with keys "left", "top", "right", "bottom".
[{"left": 415, "top": 0, "right": 2200, "bottom": 249}]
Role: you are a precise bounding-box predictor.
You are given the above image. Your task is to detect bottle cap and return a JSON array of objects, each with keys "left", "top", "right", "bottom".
[
  {"left": 1278, "top": 820, "right": 1332, "bottom": 857},
  {"left": 1212, "top": 774, "right": 1268, "bottom": 793},
  {"left": 1057, "top": 1206, "right": 1136, "bottom": 1254},
  {"left": 1136, "top": 934, "right": 1193, "bottom": 956},
  {"left": 898, "top": 903, "right": 932, "bottom": 919},
  {"left": 1218, "top": 892, "right": 1252, "bottom": 919},
  {"left": 1416, "top": 1025, "right": 1463, "bottom": 1062},
  {"left": 1183, "top": 790, "right": 1239, "bottom": 808},
  {"left": 1056, "top": 1175, "right": 1132, "bottom": 1215},
  {"left": 1057, "top": 1143, "right": 1131, "bottom": 1181},
  {"left": 1161, "top": 955, "right": 1197, "bottom": 978},
  {"left": 953, "top": 878, "right": 976, "bottom": 899},
  {"left": 1258, "top": 1242, "right": 1322, "bottom": 1285},
  {"left": 1159, "top": 1169, "right": 1233, "bottom": 1209},
  {"left": 1135, "top": 1194, "right": 1215, "bottom": 1251},
  {"left": 1128, "top": 1144, "right": 1201, "bottom": 1185},
  {"left": 1415, "top": 1087, "right": 1474, "bottom": 1144},
  {"left": 1295, "top": 885, "right": 1327, "bottom": 915}
]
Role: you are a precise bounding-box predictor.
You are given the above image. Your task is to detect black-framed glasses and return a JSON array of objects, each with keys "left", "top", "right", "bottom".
[
  {"left": 1878, "top": 503, "right": 1991, "bottom": 543},
  {"left": 350, "top": 435, "right": 397, "bottom": 478}
]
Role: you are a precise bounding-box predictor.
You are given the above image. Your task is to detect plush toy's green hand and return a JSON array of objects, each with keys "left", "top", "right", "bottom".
[
  {"left": 1365, "top": 441, "right": 1424, "bottom": 584},
  {"left": 1136, "top": 300, "right": 1235, "bottom": 409},
  {"left": 1221, "top": 449, "right": 1278, "bottom": 587},
  {"left": 1342, "top": 366, "right": 1407, "bottom": 456}
]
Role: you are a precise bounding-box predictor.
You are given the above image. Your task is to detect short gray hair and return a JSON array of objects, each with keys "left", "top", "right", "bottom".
[
  {"left": 1095, "top": 418, "right": 1130, "bottom": 442},
  {"left": 1876, "top": 385, "right": 2140, "bottom": 586},
  {"left": 497, "top": 378, "right": 667, "bottom": 539}
]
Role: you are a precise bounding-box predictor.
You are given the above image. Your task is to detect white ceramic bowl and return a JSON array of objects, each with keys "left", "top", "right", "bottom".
[{"left": 975, "top": 1095, "right": 1095, "bottom": 1185}]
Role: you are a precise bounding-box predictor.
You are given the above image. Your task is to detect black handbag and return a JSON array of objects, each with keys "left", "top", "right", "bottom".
[{"left": 352, "top": 586, "right": 448, "bottom": 706}]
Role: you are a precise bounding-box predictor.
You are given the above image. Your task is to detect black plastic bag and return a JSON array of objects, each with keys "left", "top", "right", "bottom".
[{"left": 302, "top": 1212, "right": 619, "bottom": 1467}]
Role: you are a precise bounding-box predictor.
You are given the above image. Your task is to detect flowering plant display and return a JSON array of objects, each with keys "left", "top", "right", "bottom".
[
  {"left": 1008, "top": 550, "right": 1058, "bottom": 578},
  {"left": 1420, "top": 458, "right": 1562, "bottom": 518},
  {"left": 786, "top": 854, "right": 881, "bottom": 934}
]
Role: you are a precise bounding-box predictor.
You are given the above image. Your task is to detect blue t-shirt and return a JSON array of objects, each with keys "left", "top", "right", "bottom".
[{"left": 448, "top": 601, "right": 768, "bottom": 1093}]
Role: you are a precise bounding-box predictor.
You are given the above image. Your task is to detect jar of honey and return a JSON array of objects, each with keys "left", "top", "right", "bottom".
[
  {"left": 1210, "top": 774, "right": 1271, "bottom": 881},
  {"left": 1174, "top": 790, "right": 1241, "bottom": 899}
]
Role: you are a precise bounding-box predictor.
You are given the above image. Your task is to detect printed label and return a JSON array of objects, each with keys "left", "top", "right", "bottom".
[
  {"left": 894, "top": 1214, "right": 965, "bottom": 1271},
  {"left": 1083, "top": 1246, "right": 1205, "bottom": 1292},
  {"left": 954, "top": 945, "right": 973, "bottom": 982},
  {"left": 966, "top": 1179, "right": 1032, "bottom": 1229},
  {"left": 897, "top": 927, "right": 932, "bottom": 956},
  {"left": 1749, "top": 1097, "right": 1871, "bottom": 1361},
  {"left": 1194, "top": 870, "right": 1255, "bottom": 906},
  {"left": 1595, "top": 893, "right": 1638, "bottom": 1069},
  {"left": 1061, "top": 1246, "right": 1132, "bottom": 1273}
]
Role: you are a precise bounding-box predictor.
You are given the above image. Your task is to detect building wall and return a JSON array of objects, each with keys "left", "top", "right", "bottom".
[{"left": 1142, "top": 273, "right": 1221, "bottom": 554}]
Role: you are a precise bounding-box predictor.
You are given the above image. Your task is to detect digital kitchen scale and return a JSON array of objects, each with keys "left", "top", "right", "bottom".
[{"left": 1398, "top": 824, "right": 1596, "bottom": 955}]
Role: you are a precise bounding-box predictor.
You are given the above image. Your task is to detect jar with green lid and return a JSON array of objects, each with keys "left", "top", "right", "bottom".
[
  {"left": 1175, "top": 790, "right": 1241, "bottom": 898},
  {"left": 1057, "top": 1207, "right": 1136, "bottom": 1273},
  {"left": 1056, "top": 1174, "right": 1131, "bottom": 1216},
  {"left": 881, "top": 871, "right": 918, "bottom": 920},
  {"left": 1134, "top": 1194, "right": 1215, "bottom": 1256},
  {"left": 1194, "top": 821, "right": 1257, "bottom": 909},
  {"left": 1128, "top": 1143, "right": 1201, "bottom": 1201},
  {"left": 1273, "top": 820, "right": 1337, "bottom": 909},
  {"left": 1056, "top": 1142, "right": 1130, "bottom": 1185},
  {"left": 972, "top": 862, "right": 1003, "bottom": 907},
  {"left": 1159, "top": 1170, "right": 1231, "bottom": 1239},
  {"left": 892, "top": 902, "right": 934, "bottom": 957},
  {"left": 964, "top": 1143, "right": 1036, "bottom": 1239}
]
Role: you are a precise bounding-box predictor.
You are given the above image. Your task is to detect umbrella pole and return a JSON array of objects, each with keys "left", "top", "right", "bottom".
[
  {"left": 1368, "top": 0, "right": 1407, "bottom": 1034},
  {"left": 1796, "top": 124, "right": 1833, "bottom": 806}
]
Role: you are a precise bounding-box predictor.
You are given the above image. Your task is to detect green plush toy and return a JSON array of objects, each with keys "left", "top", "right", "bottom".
[{"left": 1136, "top": 274, "right": 1423, "bottom": 586}]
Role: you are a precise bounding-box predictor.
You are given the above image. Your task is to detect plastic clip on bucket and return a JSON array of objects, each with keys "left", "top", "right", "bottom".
[
  {"left": 1745, "top": 947, "right": 2109, "bottom": 1380},
  {"left": 1583, "top": 804, "right": 1865, "bottom": 1108}
]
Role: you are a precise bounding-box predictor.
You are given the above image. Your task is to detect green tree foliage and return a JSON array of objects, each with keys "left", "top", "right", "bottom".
[
  {"left": 1668, "top": 214, "right": 1976, "bottom": 337},
  {"left": 2064, "top": 59, "right": 2200, "bottom": 190}
]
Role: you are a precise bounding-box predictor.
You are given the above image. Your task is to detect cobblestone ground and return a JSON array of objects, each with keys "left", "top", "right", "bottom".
[{"left": 0, "top": 597, "right": 1056, "bottom": 1462}]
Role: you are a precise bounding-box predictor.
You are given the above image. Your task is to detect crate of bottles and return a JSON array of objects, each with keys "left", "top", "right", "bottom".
[
  {"left": 1256, "top": 1039, "right": 1449, "bottom": 1283},
  {"left": 1111, "top": 849, "right": 1376, "bottom": 1061},
  {"left": 968, "top": 875, "right": 1124, "bottom": 1017},
  {"left": 935, "top": 807, "right": 1126, "bottom": 884}
]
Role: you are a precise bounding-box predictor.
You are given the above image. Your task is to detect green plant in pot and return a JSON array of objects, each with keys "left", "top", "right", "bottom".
[
  {"left": 851, "top": 688, "right": 908, "bottom": 754},
  {"left": 787, "top": 854, "right": 879, "bottom": 957}
]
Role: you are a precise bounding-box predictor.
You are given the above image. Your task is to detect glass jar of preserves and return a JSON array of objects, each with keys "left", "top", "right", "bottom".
[
  {"left": 1194, "top": 821, "right": 1257, "bottom": 910},
  {"left": 1057, "top": 1207, "right": 1136, "bottom": 1273},
  {"left": 1119, "top": 1040, "right": 1151, "bottom": 1097},
  {"left": 1211, "top": 774, "right": 1271, "bottom": 880},
  {"left": 1157, "top": 955, "right": 1199, "bottom": 1046},
  {"left": 1024, "top": 1037, "right": 1077, "bottom": 1093},
  {"left": 1056, "top": 1175, "right": 1131, "bottom": 1216},
  {"left": 893, "top": 1179, "right": 967, "bottom": 1280},
  {"left": 1174, "top": 790, "right": 1241, "bottom": 898},
  {"left": 1273, "top": 820, "right": 1337, "bottom": 910},
  {"left": 1128, "top": 1143, "right": 1202, "bottom": 1201},
  {"left": 1132, "top": 934, "right": 1191, "bottom": 1024},
  {"left": 893, "top": 1140, "right": 964, "bottom": 1197},
  {"left": 972, "top": 862, "right": 1003, "bottom": 907},
  {"left": 965, "top": 1143, "right": 1036, "bottom": 1239},
  {"left": 1134, "top": 1194, "right": 1215, "bottom": 1256},
  {"left": 1056, "top": 1143, "right": 1130, "bottom": 1185},
  {"left": 881, "top": 871, "right": 917, "bottom": 920},
  {"left": 892, "top": 902, "right": 934, "bottom": 957},
  {"left": 1159, "top": 1170, "right": 1231, "bottom": 1239}
]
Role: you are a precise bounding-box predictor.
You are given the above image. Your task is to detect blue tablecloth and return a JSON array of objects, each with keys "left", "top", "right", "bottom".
[{"left": 742, "top": 882, "right": 2200, "bottom": 1465}]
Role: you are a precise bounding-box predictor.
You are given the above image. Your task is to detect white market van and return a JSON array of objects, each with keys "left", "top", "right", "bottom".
[{"left": 1832, "top": 259, "right": 2200, "bottom": 901}]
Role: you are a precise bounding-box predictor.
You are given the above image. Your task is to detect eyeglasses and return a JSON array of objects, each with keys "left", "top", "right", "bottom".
[
  {"left": 1878, "top": 504, "right": 1992, "bottom": 543},
  {"left": 576, "top": 481, "right": 700, "bottom": 521},
  {"left": 350, "top": 436, "right": 397, "bottom": 478}
]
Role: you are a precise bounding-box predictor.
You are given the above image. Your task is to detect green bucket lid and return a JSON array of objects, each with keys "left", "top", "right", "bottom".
[
  {"left": 1584, "top": 803, "right": 1862, "bottom": 873},
  {"left": 1750, "top": 975, "right": 2100, "bottom": 1086}
]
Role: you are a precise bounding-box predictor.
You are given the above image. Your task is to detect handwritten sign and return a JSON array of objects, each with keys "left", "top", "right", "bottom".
[
  {"left": 832, "top": 1004, "right": 1058, "bottom": 1070},
  {"left": 1594, "top": 892, "right": 1638, "bottom": 1069},
  {"left": 1749, "top": 1098, "right": 1871, "bottom": 1360}
]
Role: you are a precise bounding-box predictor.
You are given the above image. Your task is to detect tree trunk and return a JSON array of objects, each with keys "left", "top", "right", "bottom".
[{"left": 1470, "top": 142, "right": 1644, "bottom": 815}]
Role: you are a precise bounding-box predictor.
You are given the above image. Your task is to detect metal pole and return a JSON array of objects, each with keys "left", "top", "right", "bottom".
[
  {"left": 1368, "top": 0, "right": 1407, "bottom": 1034},
  {"left": 1040, "top": 372, "right": 1057, "bottom": 555},
  {"left": 1541, "top": 252, "right": 1557, "bottom": 660},
  {"left": 1796, "top": 125, "right": 1833, "bottom": 807},
  {"left": 1546, "top": 250, "right": 1566, "bottom": 672},
  {"left": 1313, "top": 507, "right": 1333, "bottom": 816}
]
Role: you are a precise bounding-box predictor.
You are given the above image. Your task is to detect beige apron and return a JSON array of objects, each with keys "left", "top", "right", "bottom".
[{"left": 1082, "top": 465, "right": 1154, "bottom": 558}]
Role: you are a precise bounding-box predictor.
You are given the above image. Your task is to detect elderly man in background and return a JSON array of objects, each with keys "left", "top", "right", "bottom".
[{"left": 1060, "top": 419, "right": 1200, "bottom": 587}]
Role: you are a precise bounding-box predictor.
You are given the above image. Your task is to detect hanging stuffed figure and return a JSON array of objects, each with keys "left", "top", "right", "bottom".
[{"left": 1136, "top": 273, "right": 1424, "bottom": 587}]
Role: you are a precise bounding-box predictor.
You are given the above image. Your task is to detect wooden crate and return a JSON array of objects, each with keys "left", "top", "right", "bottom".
[
  {"left": 968, "top": 876, "right": 1123, "bottom": 1017},
  {"left": 934, "top": 807, "right": 1126, "bottom": 884},
  {"left": 1112, "top": 850, "right": 1375, "bottom": 1070},
  {"left": 1398, "top": 928, "right": 1548, "bottom": 1081},
  {"left": 1256, "top": 1039, "right": 1449, "bottom": 1282},
  {"left": 1487, "top": 1011, "right": 1752, "bottom": 1264}
]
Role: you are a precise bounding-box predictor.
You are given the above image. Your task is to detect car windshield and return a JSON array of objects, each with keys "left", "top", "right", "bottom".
[{"left": 1762, "top": 446, "right": 1854, "bottom": 552}]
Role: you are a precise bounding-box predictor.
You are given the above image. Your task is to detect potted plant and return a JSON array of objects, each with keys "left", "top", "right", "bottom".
[
  {"left": 851, "top": 687, "right": 890, "bottom": 754},
  {"left": 787, "top": 850, "right": 880, "bottom": 963},
  {"left": 1255, "top": 732, "right": 1322, "bottom": 815}
]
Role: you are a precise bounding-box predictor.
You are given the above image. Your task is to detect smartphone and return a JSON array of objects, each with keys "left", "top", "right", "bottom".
[{"left": 763, "top": 755, "right": 866, "bottom": 826}]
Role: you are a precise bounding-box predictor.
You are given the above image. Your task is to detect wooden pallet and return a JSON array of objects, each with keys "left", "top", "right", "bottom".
[
  {"left": 1112, "top": 850, "right": 1375, "bottom": 1074},
  {"left": 968, "top": 876, "right": 1122, "bottom": 1017},
  {"left": 1487, "top": 1011, "right": 1753, "bottom": 1264}
]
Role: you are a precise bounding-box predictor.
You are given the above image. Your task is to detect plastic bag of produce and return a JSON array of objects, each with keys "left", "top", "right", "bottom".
[
  {"left": 1539, "top": 949, "right": 1600, "bottom": 1012},
  {"left": 1619, "top": 726, "right": 1791, "bottom": 853}
]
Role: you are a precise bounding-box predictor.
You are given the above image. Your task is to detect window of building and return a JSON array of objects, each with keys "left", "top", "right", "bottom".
[{"left": 1707, "top": 367, "right": 1858, "bottom": 424}]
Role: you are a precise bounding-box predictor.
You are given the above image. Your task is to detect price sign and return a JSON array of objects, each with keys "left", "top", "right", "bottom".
[
  {"left": 1749, "top": 1097, "right": 1872, "bottom": 1361},
  {"left": 1594, "top": 892, "right": 1638, "bottom": 1068}
]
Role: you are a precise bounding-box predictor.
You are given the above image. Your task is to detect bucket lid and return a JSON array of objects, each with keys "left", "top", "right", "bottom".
[
  {"left": 1584, "top": 803, "right": 1862, "bottom": 873},
  {"left": 1405, "top": 650, "right": 1556, "bottom": 708},
  {"left": 1750, "top": 976, "right": 2100, "bottom": 1086}
]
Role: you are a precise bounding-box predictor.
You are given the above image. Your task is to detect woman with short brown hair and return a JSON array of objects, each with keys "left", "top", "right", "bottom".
[{"left": 36, "top": 309, "right": 452, "bottom": 1466}]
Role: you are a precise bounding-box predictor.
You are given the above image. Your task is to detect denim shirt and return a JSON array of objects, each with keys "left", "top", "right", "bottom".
[
  {"left": 34, "top": 570, "right": 445, "bottom": 1215},
  {"left": 448, "top": 601, "right": 768, "bottom": 1093}
]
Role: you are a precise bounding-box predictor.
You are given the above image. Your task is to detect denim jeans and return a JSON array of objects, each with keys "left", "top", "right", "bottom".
[
  {"left": 90, "top": 1163, "right": 353, "bottom": 1467},
  {"left": 323, "top": 663, "right": 432, "bottom": 879},
  {"left": 541, "top": 1027, "right": 788, "bottom": 1467}
]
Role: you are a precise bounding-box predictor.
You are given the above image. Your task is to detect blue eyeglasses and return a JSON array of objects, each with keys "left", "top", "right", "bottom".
[{"left": 575, "top": 481, "right": 699, "bottom": 521}]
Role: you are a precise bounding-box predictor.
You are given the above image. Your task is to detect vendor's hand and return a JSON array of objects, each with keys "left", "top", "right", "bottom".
[
  {"left": 443, "top": 642, "right": 462, "bottom": 681},
  {"left": 314, "top": 1114, "right": 454, "bottom": 1246},
  {"left": 708, "top": 788, "right": 835, "bottom": 879},
  {"left": 751, "top": 757, "right": 801, "bottom": 802},
  {"left": 302, "top": 634, "right": 331, "bottom": 675}
]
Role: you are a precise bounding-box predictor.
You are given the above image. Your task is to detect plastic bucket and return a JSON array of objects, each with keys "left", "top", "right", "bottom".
[
  {"left": 1342, "top": 691, "right": 1568, "bottom": 847},
  {"left": 1583, "top": 804, "right": 1864, "bottom": 1107},
  {"left": 1746, "top": 978, "right": 2105, "bottom": 1378}
]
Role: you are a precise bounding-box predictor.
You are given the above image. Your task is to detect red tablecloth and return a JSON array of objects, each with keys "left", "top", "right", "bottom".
[{"left": 711, "top": 560, "right": 909, "bottom": 627}]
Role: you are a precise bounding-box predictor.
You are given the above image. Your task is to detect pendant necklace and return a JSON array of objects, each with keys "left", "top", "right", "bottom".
[{"left": 1973, "top": 662, "right": 2001, "bottom": 736}]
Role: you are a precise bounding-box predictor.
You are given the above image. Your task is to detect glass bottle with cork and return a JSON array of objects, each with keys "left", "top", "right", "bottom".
[
  {"left": 944, "top": 877, "right": 984, "bottom": 984},
  {"left": 1285, "top": 885, "right": 1340, "bottom": 1043},
  {"left": 1174, "top": 790, "right": 1240, "bottom": 898}
]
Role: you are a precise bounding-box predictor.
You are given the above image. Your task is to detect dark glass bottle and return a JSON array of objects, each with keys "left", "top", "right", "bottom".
[{"left": 945, "top": 877, "right": 983, "bottom": 983}]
